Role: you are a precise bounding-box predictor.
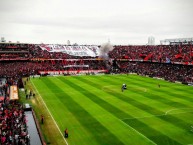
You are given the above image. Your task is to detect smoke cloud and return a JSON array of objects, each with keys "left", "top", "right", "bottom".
[
  {"left": 99, "top": 42, "right": 114, "bottom": 60},
  {"left": 99, "top": 42, "right": 114, "bottom": 71}
]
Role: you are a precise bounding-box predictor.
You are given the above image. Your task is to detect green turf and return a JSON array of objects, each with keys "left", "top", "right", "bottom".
[{"left": 31, "top": 74, "right": 193, "bottom": 145}]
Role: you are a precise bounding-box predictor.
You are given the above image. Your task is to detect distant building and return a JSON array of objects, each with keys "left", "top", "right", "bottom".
[
  {"left": 1, "top": 37, "right": 6, "bottom": 42},
  {"left": 147, "top": 36, "right": 155, "bottom": 45},
  {"left": 160, "top": 38, "right": 193, "bottom": 45},
  {"left": 67, "top": 40, "right": 71, "bottom": 45}
]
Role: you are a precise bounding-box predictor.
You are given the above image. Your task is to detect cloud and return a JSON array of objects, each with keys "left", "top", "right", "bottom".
[{"left": 0, "top": 0, "right": 193, "bottom": 44}]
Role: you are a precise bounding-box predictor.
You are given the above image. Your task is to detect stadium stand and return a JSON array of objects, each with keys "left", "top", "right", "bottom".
[
  {"left": 109, "top": 44, "right": 193, "bottom": 84},
  {"left": 0, "top": 43, "right": 193, "bottom": 85},
  {"left": 0, "top": 79, "right": 30, "bottom": 145},
  {"left": 118, "top": 61, "right": 193, "bottom": 84},
  {"left": 0, "top": 43, "right": 29, "bottom": 60},
  {"left": 109, "top": 44, "right": 193, "bottom": 64}
]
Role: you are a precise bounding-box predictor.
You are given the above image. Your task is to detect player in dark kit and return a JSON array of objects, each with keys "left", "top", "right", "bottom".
[{"left": 64, "top": 128, "right": 69, "bottom": 138}]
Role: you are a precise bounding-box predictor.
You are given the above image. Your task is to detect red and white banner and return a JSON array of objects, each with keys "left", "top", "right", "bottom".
[{"left": 39, "top": 44, "right": 100, "bottom": 57}]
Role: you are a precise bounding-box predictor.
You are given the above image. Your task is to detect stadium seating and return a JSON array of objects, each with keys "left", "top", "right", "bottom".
[
  {"left": 109, "top": 44, "right": 193, "bottom": 64},
  {"left": 0, "top": 81, "right": 29, "bottom": 145},
  {"left": 0, "top": 43, "right": 192, "bottom": 85}
]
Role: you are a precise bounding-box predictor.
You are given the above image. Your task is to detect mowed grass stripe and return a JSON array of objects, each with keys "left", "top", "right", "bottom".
[
  {"left": 100, "top": 75, "right": 193, "bottom": 120},
  {"left": 129, "top": 75, "right": 193, "bottom": 98},
  {"left": 81, "top": 75, "right": 192, "bottom": 109},
  {"left": 108, "top": 75, "right": 193, "bottom": 105},
  {"left": 124, "top": 117, "right": 180, "bottom": 145},
  {"left": 132, "top": 75, "right": 193, "bottom": 98},
  {"left": 58, "top": 76, "right": 182, "bottom": 145},
  {"left": 77, "top": 75, "right": 193, "bottom": 128},
  {"left": 33, "top": 78, "right": 103, "bottom": 145},
  {"left": 72, "top": 75, "right": 193, "bottom": 144},
  {"left": 126, "top": 75, "right": 193, "bottom": 105},
  {"left": 31, "top": 79, "right": 68, "bottom": 145},
  {"left": 53, "top": 77, "right": 158, "bottom": 145},
  {"left": 72, "top": 76, "right": 165, "bottom": 116},
  {"left": 41, "top": 77, "right": 125, "bottom": 145},
  {"left": 71, "top": 76, "right": 163, "bottom": 119},
  {"left": 87, "top": 75, "right": 193, "bottom": 116},
  {"left": 133, "top": 74, "right": 193, "bottom": 93},
  {"left": 108, "top": 75, "right": 193, "bottom": 125},
  {"left": 112, "top": 75, "right": 193, "bottom": 114}
]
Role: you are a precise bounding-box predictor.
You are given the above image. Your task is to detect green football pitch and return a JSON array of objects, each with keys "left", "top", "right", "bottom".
[{"left": 31, "top": 74, "right": 193, "bottom": 145}]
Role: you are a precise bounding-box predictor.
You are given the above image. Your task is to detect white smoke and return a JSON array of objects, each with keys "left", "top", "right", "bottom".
[
  {"left": 99, "top": 42, "right": 114, "bottom": 60},
  {"left": 99, "top": 42, "right": 114, "bottom": 71}
]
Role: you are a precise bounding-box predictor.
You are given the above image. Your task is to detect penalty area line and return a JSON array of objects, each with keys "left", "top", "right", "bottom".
[
  {"left": 122, "top": 109, "right": 193, "bottom": 121},
  {"left": 165, "top": 108, "right": 193, "bottom": 115},
  {"left": 31, "top": 80, "right": 69, "bottom": 145},
  {"left": 119, "top": 119, "right": 157, "bottom": 145}
]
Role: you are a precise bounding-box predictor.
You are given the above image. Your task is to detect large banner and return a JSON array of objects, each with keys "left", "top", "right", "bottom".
[{"left": 39, "top": 44, "right": 100, "bottom": 57}]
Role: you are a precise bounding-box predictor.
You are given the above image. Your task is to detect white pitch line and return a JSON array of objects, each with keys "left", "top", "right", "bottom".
[
  {"left": 122, "top": 109, "right": 193, "bottom": 121},
  {"left": 31, "top": 80, "right": 69, "bottom": 145},
  {"left": 165, "top": 108, "right": 193, "bottom": 115},
  {"left": 119, "top": 119, "right": 157, "bottom": 145}
]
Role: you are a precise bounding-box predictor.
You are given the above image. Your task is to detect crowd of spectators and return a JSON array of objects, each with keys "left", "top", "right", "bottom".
[
  {"left": 0, "top": 43, "right": 28, "bottom": 51},
  {"left": 29, "top": 44, "right": 193, "bottom": 63},
  {"left": 0, "top": 80, "right": 30, "bottom": 145},
  {"left": 0, "top": 60, "right": 106, "bottom": 78},
  {"left": 1, "top": 43, "right": 193, "bottom": 63},
  {"left": 0, "top": 53, "right": 29, "bottom": 60},
  {"left": 118, "top": 61, "right": 193, "bottom": 83},
  {"left": 109, "top": 44, "right": 193, "bottom": 64},
  {"left": 0, "top": 43, "right": 193, "bottom": 85},
  {"left": 0, "top": 43, "right": 29, "bottom": 60}
]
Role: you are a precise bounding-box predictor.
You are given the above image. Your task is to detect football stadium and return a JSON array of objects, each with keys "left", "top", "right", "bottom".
[
  {"left": 1, "top": 0, "right": 193, "bottom": 145},
  {"left": 0, "top": 42, "right": 193, "bottom": 145}
]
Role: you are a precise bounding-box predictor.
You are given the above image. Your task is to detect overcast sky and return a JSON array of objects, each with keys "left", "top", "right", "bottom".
[{"left": 0, "top": 0, "right": 193, "bottom": 45}]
